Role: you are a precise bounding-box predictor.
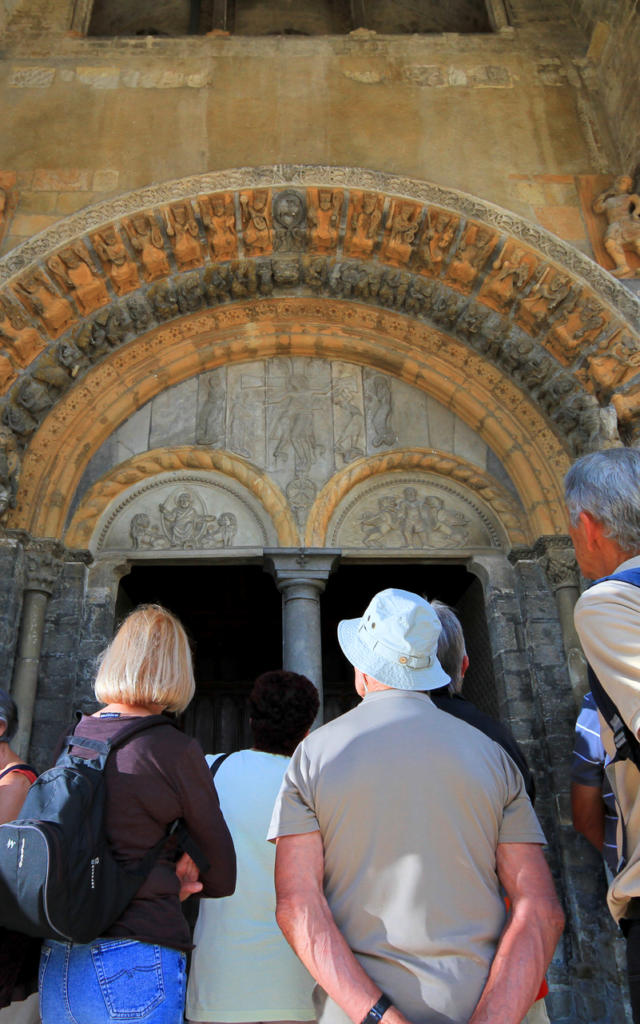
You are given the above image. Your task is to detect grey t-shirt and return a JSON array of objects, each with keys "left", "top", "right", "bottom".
[{"left": 268, "top": 689, "right": 545, "bottom": 1024}]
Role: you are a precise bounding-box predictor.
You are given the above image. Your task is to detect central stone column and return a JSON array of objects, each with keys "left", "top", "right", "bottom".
[{"left": 264, "top": 548, "right": 340, "bottom": 719}]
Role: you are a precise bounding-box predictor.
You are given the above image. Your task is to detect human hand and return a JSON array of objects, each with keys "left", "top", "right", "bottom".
[{"left": 176, "top": 851, "right": 203, "bottom": 902}]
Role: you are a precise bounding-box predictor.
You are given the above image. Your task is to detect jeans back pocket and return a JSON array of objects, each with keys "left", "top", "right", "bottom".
[{"left": 91, "top": 940, "right": 164, "bottom": 1019}]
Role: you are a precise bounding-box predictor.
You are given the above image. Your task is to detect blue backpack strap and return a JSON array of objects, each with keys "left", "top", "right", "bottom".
[{"left": 587, "top": 567, "right": 640, "bottom": 771}]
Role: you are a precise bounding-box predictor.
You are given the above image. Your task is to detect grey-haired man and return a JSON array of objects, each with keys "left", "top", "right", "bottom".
[
  {"left": 565, "top": 447, "right": 640, "bottom": 1022},
  {"left": 268, "top": 589, "right": 563, "bottom": 1024}
]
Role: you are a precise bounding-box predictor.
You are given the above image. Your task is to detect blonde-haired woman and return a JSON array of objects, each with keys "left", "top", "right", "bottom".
[{"left": 38, "top": 604, "right": 236, "bottom": 1024}]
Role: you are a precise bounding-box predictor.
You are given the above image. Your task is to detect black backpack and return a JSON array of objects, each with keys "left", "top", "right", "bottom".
[{"left": 0, "top": 715, "right": 206, "bottom": 944}]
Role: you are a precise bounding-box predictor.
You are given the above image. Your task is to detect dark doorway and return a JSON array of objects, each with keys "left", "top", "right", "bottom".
[
  {"left": 117, "top": 563, "right": 282, "bottom": 754},
  {"left": 321, "top": 562, "right": 498, "bottom": 720}
]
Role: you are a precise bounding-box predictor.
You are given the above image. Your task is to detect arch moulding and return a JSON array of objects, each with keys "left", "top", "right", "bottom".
[{"left": 0, "top": 165, "right": 638, "bottom": 544}]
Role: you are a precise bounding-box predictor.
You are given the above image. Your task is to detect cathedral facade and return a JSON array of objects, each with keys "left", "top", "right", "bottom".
[{"left": 1, "top": 1, "right": 639, "bottom": 1018}]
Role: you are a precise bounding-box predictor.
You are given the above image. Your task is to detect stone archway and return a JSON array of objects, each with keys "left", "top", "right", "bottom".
[{"left": 0, "top": 165, "right": 639, "bottom": 544}]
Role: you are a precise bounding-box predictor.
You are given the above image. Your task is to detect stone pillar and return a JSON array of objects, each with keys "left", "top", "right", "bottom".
[
  {"left": 10, "top": 540, "right": 64, "bottom": 759},
  {"left": 536, "top": 535, "right": 586, "bottom": 710},
  {"left": 263, "top": 548, "right": 340, "bottom": 719}
]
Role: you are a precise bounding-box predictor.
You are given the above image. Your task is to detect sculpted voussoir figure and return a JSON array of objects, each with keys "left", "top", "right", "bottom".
[
  {"left": 239, "top": 190, "right": 273, "bottom": 256},
  {"left": 124, "top": 211, "right": 171, "bottom": 282},
  {"left": 163, "top": 201, "right": 204, "bottom": 271},
  {"left": 91, "top": 225, "right": 140, "bottom": 296},
  {"left": 307, "top": 188, "right": 343, "bottom": 254},
  {"left": 199, "top": 192, "right": 238, "bottom": 262},
  {"left": 344, "top": 191, "right": 384, "bottom": 259},
  {"left": 13, "top": 270, "right": 75, "bottom": 339},
  {"left": 446, "top": 223, "right": 497, "bottom": 293},
  {"left": 47, "top": 242, "right": 110, "bottom": 316},
  {"left": 0, "top": 296, "right": 47, "bottom": 367},
  {"left": 414, "top": 209, "right": 458, "bottom": 277},
  {"left": 380, "top": 200, "right": 421, "bottom": 266},
  {"left": 593, "top": 174, "right": 640, "bottom": 279}
]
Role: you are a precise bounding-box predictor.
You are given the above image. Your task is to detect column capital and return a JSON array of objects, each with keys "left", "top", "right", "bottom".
[
  {"left": 263, "top": 548, "right": 341, "bottom": 592},
  {"left": 24, "top": 538, "right": 66, "bottom": 594},
  {"left": 533, "top": 535, "right": 580, "bottom": 592}
]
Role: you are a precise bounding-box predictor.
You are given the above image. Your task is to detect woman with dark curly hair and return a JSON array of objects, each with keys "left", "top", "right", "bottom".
[{"left": 186, "top": 670, "right": 319, "bottom": 1024}]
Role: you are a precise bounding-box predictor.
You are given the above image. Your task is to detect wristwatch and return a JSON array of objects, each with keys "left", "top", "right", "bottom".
[{"left": 360, "top": 993, "right": 392, "bottom": 1024}]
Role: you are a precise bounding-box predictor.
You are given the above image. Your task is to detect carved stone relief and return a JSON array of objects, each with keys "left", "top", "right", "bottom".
[
  {"left": 327, "top": 473, "right": 502, "bottom": 550},
  {"left": 47, "top": 242, "right": 109, "bottom": 316},
  {"left": 199, "top": 192, "right": 238, "bottom": 262},
  {"left": 94, "top": 473, "right": 275, "bottom": 554},
  {"left": 163, "top": 201, "right": 204, "bottom": 271},
  {"left": 307, "top": 188, "right": 343, "bottom": 253},
  {"left": 592, "top": 175, "right": 640, "bottom": 279},
  {"left": 91, "top": 225, "right": 141, "bottom": 296},
  {"left": 124, "top": 212, "right": 170, "bottom": 282},
  {"left": 71, "top": 354, "right": 501, "bottom": 542}
]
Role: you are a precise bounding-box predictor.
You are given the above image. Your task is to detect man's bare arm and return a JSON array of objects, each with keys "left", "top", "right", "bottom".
[
  {"left": 275, "top": 831, "right": 411, "bottom": 1024},
  {"left": 571, "top": 781, "right": 605, "bottom": 852},
  {"left": 469, "top": 843, "right": 565, "bottom": 1024}
]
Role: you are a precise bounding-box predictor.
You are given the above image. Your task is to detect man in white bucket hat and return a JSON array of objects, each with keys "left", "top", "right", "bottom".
[{"left": 269, "top": 589, "right": 563, "bottom": 1024}]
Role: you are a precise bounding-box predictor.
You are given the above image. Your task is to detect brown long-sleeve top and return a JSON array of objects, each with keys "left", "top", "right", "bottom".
[{"left": 70, "top": 714, "right": 236, "bottom": 951}]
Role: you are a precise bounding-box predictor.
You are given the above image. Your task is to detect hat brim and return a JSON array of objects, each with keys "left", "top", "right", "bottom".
[{"left": 338, "top": 617, "right": 450, "bottom": 692}]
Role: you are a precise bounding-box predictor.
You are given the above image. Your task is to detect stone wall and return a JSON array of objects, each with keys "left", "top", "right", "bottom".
[{"left": 566, "top": 0, "right": 640, "bottom": 170}]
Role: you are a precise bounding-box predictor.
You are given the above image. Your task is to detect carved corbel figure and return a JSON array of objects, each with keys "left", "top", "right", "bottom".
[
  {"left": 47, "top": 242, "right": 110, "bottom": 316},
  {"left": 199, "top": 192, "right": 238, "bottom": 261},
  {"left": 124, "top": 212, "right": 171, "bottom": 282},
  {"left": 14, "top": 270, "right": 75, "bottom": 339},
  {"left": 91, "top": 225, "right": 140, "bottom": 295},
  {"left": 593, "top": 174, "right": 640, "bottom": 279},
  {"left": 163, "top": 201, "right": 204, "bottom": 271}
]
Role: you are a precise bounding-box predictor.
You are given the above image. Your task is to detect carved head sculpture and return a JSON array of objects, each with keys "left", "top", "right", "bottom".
[
  {"left": 318, "top": 189, "right": 333, "bottom": 210},
  {"left": 274, "top": 191, "right": 304, "bottom": 228}
]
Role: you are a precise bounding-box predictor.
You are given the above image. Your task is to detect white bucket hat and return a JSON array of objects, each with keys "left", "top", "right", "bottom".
[{"left": 338, "top": 588, "right": 450, "bottom": 692}]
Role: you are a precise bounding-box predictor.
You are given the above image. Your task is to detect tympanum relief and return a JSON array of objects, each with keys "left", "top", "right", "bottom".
[
  {"left": 95, "top": 475, "right": 273, "bottom": 554},
  {"left": 328, "top": 475, "right": 502, "bottom": 550}
]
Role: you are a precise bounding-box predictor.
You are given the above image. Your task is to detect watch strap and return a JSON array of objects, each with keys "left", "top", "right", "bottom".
[{"left": 360, "top": 994, "right": 392, "bottom": 1024}]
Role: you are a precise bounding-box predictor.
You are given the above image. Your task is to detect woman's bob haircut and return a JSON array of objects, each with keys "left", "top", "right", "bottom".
[{"left": 95, "top": 604, "right": 195, "bottom": 714}]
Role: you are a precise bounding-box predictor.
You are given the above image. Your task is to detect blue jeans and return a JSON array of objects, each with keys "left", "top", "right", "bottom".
[{"left": 39, "top": 938, "right": 186, "bottom": 1024}]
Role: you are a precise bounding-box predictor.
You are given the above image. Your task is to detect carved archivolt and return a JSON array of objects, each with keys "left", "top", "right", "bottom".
[
  {"left": 306, "top": 449, "right": 529, "bottom": 548},
  {"left": 0, "top": 166, "right": 637, "bottom": 540},
  {"left": 15, "top": 302, "right": 569, "bottom": 540},
  {"left": 65, "top": 447, "right": 299, "bottom": 549}
]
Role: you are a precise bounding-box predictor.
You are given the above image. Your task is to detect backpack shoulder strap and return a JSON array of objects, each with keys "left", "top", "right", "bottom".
[
  {"left": 0, "top": 763, "right": 35, "bottom": 781},
  {"left": 210, "top": 752, "right": 231, "bottom": 780},
  {"left": 62, "top": 715, "right": 173, "bottom": 770},
  {"left": 587, "top": 567, "right": 640, "bottom": 771}
]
